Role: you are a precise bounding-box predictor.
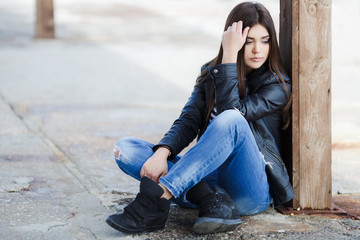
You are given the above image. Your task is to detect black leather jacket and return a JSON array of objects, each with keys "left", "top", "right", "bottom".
[{"left": 154, "top": 63, "right": 294, "bottom": 206}]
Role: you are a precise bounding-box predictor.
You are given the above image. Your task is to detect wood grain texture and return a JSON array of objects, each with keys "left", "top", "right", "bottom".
[
  {"left": 298, "top": 0, "right": 332, "bottom": 209},
  {"left": 36, "top": 0, "right": 55, "bottom": 38},
  {"left": 291, "top": 0, "right": 301, "bottom": 210},
  {"left": 280, "top": 0, "right": 332, "bottom": 209}
]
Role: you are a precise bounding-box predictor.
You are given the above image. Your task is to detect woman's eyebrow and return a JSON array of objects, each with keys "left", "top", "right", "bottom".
[{"left": 247, "top": 35, "right": 270, "bottom": 40}]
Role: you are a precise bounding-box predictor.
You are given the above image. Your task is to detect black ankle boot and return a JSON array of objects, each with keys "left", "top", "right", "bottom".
[
  {"left": 106, "top": 177, "right": 171, "bottom": 233},
  {"left": 186, "top": 181, "right": 242, "bottom": 234}
]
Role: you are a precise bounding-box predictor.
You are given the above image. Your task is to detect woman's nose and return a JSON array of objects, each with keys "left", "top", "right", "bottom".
[{"left": 252, "top": 43, "right": 261, "bottom": 53}]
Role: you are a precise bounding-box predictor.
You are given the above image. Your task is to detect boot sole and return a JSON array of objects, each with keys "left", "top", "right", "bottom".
[
  {"left": 106, "top": 217, "right": 165, "bottom": 233},
  {"left": 193, "top": 217, "right": 242, "bottom": 234}
]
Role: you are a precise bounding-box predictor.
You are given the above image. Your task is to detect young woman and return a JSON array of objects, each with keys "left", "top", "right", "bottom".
[{"left": 106, "top": 2, "right": 294, "bottom": 235}]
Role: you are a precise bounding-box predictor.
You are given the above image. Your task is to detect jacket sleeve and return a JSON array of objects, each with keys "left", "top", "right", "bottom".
[
  {"left": 153, "top": 83, "right": 206, "bottom": 158},
  {"left": 208, "top": 63, "right": 290, "bottom": 122}
]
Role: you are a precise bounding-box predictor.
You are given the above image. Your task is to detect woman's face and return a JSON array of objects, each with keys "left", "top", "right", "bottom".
[{"left": 243, "top": 24, "right": 270, "bottom": 73}]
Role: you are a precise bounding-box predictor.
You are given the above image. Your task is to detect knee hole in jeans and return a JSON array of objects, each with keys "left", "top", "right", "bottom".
[{"left": 113, "top": 145, "right": 121, "bottom": 159}]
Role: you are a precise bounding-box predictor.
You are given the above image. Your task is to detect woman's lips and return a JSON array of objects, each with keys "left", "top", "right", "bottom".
[{"left": 251, "top": 57, "right": 263, "bottom": 62}]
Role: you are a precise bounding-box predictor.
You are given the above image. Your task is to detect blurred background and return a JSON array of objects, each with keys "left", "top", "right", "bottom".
[{"left": 1, "top": 0, "right": 360, "bottom": 195}]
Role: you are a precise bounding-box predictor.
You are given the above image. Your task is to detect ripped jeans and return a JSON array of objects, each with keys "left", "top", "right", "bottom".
[{"left": 114, "top": 109, "right": 272, "bottom": 215}]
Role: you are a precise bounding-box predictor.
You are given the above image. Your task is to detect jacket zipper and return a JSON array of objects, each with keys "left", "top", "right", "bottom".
[{"left": 263, "top": 144, "right": 286, "bottom": 169}]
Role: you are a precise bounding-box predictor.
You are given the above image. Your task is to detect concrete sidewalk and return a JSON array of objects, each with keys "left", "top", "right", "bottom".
[{"left": 1, "top": 0, "right": 360, "bottom": 239}]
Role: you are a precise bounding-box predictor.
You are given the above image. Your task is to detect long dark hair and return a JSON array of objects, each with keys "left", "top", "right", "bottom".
[{"left": 197, "top": 2, "right": 291, "bottom": 128}]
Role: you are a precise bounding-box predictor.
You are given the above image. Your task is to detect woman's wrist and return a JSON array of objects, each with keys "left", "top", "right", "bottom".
[
  {"left": 156, "top": 146, "right": 171, "bottom": 157},
  {"left": 222, "top": 51, "right": 238, "bottom": 64}
]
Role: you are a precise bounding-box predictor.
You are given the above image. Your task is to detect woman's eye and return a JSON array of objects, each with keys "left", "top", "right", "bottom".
[
  {"left": 245, "top": 41, "right": 253, "bottom": 44},
  {"left": 263, "top": 38, "right": 270, "bottom": 43}
]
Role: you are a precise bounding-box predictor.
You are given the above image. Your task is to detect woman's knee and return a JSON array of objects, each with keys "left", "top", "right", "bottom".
[
  {"left": 113, "top": 137, "right": 144, "bottom": 179},
  {"left": 212, "top": 109, "right": 246, "bottom": 129},
  {"left": 113, "top": 137, "right": 154, "bottom": 176},
  {"left": 113, "top": 136, "right": 145, "bottom": 168},
  {"left": 114, "top": 137, "right": 135, "bottom": 160}
]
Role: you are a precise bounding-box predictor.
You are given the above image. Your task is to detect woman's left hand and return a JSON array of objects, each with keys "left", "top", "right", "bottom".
[
  {"left": 221, "top": 21, "right": 250, "bottom": 64},
  {"left": 140, "top": 147, "right": 169, "bottom": 183}
]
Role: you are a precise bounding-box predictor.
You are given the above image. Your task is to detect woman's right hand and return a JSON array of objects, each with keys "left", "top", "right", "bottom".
[
  {"left": 140, "top": 147, "right": 170, "bottom": 183},
  {"left": 221, "top": 20, "right": 250, "bottom": 64}
]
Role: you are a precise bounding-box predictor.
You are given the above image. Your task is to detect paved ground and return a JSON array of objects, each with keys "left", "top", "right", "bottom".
[{"left": 1, "top": 0, "right": 360, "bottom": 239}]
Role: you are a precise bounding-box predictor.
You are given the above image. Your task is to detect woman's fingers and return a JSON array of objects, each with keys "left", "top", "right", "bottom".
[
  {"left": 231, "top": 21, "right": 237, "bottom": 30},
  {"left": 242, "top": 26, "right": 250, "bottom": 38},
  {"left": 226, "top": 21, "right": 247, "bottom": 35},
  {"left": 149, "top": 175, "right": 158, "bottom": 183},
  {"left": 237, "top": 21, "right": 243, "bottom": 33},
  {"left": 142, "top": 168, "right": 155, "bottom": 181},
  {"left": 140, "top": 165, "right": 161, "bottom": 182},
  {"left": 227, "top": 21, "right": 238, "bottom": 32},
  {"left": 160, "top": 169, "right": 168, "bottom": 178}
]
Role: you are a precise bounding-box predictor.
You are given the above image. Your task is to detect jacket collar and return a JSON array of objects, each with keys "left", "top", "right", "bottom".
[{"left": 246, "top": 62, "right": 272, "bottom": 92}]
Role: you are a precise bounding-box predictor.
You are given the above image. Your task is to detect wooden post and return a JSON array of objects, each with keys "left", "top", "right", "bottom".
[
  {"left": 36, "top": 0, "right": 55, "bottom": 38},
  {"left": 280, "top": 0, "right": 332, "bottom": 209}
]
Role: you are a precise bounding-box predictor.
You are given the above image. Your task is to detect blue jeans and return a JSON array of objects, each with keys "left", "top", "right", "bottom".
[{"left": 114, "top": 109, "right": 272, "bottom": 215}]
